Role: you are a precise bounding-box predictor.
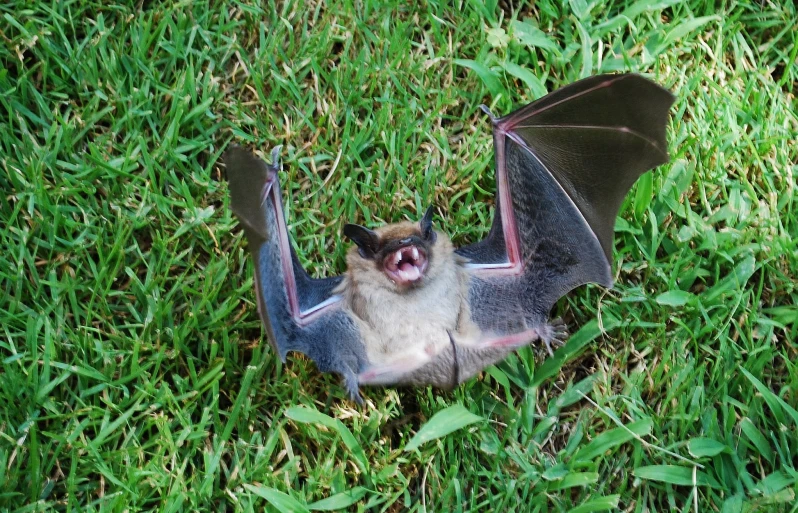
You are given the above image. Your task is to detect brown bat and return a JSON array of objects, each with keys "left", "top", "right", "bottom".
[{"left": 226, "top": 73, "right": 675, "bottom": 403}]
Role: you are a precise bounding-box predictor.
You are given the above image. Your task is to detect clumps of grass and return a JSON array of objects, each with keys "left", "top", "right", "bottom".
[{"left": 0, "top": 0, "right": 795, "bottom": 511}]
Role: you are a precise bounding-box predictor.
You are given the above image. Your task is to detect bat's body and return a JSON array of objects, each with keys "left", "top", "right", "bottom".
[
  {"left": 227, "top": 73, "right": 675, "bottom": 403},
  {"left": 335, "top": 220, "right": 478, "bottom": 383}
]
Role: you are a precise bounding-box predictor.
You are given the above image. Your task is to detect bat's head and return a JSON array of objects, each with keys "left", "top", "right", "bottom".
[{"left": 344, "top": 206, "right": 451, "bottom": 290}]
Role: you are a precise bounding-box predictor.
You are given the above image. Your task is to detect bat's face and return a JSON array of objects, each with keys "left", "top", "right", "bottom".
[{"left": 344, "top": 207, "right": 445, "bottom": 290}]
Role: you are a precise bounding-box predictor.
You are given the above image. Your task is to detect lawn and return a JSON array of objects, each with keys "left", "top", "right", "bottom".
[{"left": 1, "top": 0, "right": 797, "bottom": 511}]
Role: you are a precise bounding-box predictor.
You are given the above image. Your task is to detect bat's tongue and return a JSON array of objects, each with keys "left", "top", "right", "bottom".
[{"left": 398, "top": 262, "right": 421, "bottom": 281}]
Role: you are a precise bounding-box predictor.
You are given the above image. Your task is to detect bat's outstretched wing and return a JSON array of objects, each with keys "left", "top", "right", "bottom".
[
  {"left": 226, "top": 146, "right": 367, "bottom": 402},
  {"left": 457, "top": 73, "right": 675, "bottom": 338}
]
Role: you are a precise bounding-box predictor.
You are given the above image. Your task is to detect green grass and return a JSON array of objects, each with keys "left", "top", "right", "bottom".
[{"left": 1, "top": 0, "right": 796, "bottom": 511}]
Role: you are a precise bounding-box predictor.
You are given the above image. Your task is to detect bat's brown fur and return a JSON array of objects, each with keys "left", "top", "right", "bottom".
[{"left": 335, "top": 220, "right": 482, "bottom": 376}]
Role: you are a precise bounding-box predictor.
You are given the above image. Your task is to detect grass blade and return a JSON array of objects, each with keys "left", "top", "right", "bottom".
[
  {"left": 634, "top": 465, "right": 721, "bottom": 488},
  {"left": 568, "top": 495, "right": 621, "bottom": 513},
  {"left": 533, "top": 318, "right": 619, "bottom": 388},
  {"left": 243, "top": 484, "right": 310, "bottom": 513},
  {"left": 404, "top": 404, "right": 484, "bottom": 452},
  {"left": 740, "top": 368, "right": 798, "bottom": 425},
  {"left": 687, "top": 438, "right": 730, "bottom": 458},
  {"left": 285, "top": 407, "right": 370, "bottom": 477},
  {"left": 308, "top": 487, "right": 369, "bottom": 511},
  {"left": 574, "top": 418, "right": 653, "bottom": 461},
  {"left": 453, "top": 59, "right": 504, "bottom": 98},
  {"left": 655, "top": 290, "right": 696, "bottom": 307}
]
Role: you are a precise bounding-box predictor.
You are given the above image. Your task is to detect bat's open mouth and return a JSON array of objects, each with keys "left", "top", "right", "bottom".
[{"left": 383, "top": 245, "right": 428, "bottom": 285}]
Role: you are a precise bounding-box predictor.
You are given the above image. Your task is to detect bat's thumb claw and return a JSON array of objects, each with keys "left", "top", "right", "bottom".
[
  {"left": 269, "top": 145, "right": 283, "bottom": 168},
  {"left": 479, "top": 104, "right": 497, "bottom": 123}
]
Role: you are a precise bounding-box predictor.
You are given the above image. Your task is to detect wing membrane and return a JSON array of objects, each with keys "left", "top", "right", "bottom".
[
  {"left": 459, "top": 73, "right": 675, "bottom": 332},
  {"left": 227, "top": 147, "right": 367, "bottom": 401}
]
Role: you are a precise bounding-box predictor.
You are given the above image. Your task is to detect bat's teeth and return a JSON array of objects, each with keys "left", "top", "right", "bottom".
[{"left": 387, "top": 247, "right": 425, "bottom": 284}]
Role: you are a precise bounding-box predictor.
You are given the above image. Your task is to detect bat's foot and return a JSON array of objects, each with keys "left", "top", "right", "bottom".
[
  {"left": 538, "top": 318, "right": 568, "bottom": 356},
  {"left": 343, "top": 372, "right": 364, "bottom": 405}
]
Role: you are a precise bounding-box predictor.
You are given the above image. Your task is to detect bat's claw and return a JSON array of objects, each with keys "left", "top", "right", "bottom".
[
  {"left": 269, "top": 145, "right": 283, "bottom": 168},
  {"left": 479, "top": 104, "right": 497, "bottom": 123},
  {"left": 539, "top": 318, "right": 568, "bottom": 357},
  {"left": 343, "top": 372, "right": 364, "bottom": 405}
]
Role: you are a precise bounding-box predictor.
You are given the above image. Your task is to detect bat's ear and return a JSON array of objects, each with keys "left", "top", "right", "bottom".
[
  {"left": 420, "top": 205, "right": 436, "bottom": 242},
  {"left": 343, "top": 224, "right": 380, "bottom": 259}
]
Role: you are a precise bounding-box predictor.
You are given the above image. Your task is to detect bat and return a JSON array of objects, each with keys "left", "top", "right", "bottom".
[{"left": 226, "top": 73, "right": 675, "bottom": 403}]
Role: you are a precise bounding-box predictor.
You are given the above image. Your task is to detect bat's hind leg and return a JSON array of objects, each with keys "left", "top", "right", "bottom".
[
  {"left": 537, "top": 317, "right": 568, "bottom": 356},
  {"left": 470, "top": 318, "right": 567, "bottom": 354},
  {"left": 357, "top": 349, "right": 434, "bottom": 386}
]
